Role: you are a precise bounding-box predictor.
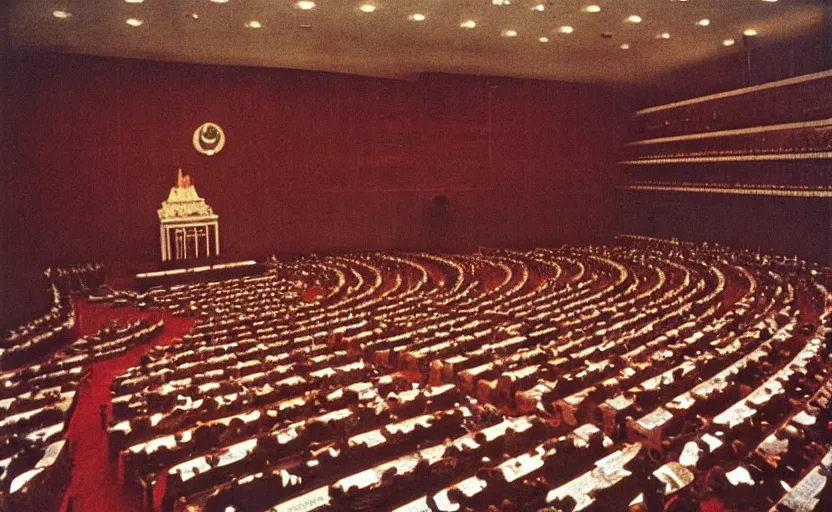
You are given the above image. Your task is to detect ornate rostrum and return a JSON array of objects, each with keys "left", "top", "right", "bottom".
[{"left": 158, "top": 169, "right": 220, "bottom": 262}]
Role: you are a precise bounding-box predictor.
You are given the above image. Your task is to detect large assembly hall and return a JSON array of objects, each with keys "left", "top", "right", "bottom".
[{"left": 1, "top": 2, "right": 831, "bottom": 512}]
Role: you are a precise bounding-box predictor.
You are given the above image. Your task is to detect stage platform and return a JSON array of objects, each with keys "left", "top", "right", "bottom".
[{"left": 135, "top": 260, "right": 267, "bottom": 291}]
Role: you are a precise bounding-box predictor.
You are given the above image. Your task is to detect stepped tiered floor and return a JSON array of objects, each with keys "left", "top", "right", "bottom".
[{"left": 2, "top": 239, "right": 831, "bottom": 512}]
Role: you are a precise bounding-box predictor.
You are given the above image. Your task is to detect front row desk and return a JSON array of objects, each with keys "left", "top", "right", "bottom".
[{"left": 135, "top": 261, "right": 265, "bottom": 291}]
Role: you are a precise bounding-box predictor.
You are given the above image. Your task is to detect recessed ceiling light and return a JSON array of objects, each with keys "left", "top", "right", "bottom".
[
  {"left": 210, "top": 0, "right": 229, "bottom": 3},
  {"left": 358, "top": 3, "right": 376, "bottom": 13},
  {"left": 408, "top": 13, "right": 425, "bottom": 22},
  {"left": 620, "top": 43, "right": 631, "bottom": 50},
  {"left": 531, "top": 4, "right": 545, "bottom": 11},
  {"left": 625, "top": 15, "right": 642, "bottom": 24},
  {"left": 657, "top": 32, "right": 671, "bottom": 39},
  {"left": 762, "top": 0, "right": 777, "bottom": 2},
  {"left": 501, "top": 29, "right": 518, "bottom": 38},
  {"left": 460, "top": 20, "right": 476, "bottom": 29},
  {"left": 245, "top": 20, "right": 262, "bottom": 29},
  {"left": 52, "top": 10, "right": 72, "bottom": 19},
  {"left": 188, "top": 13, "right": 199, "bottom": 20},
  {"left": 743, "top": 29, "right": 758, "bottom": 36},
  {"left": 296, "top": 1, "right": 316, "bottom": 9},
  {"left": 697, "top": 19, "right": 710, "bottom": 27},
  {"left": 538, "top": 36, "right": 549, "bottom": 43},
  {"left": 723, "top": 39, "right": 736, "bottom": 46},
  {"left": 125, "top": 0, "right": 144, "bottom": 3},
  {"left": 558, "top": 26, "right": 574, "bottom": 34},
  {"left": 126, "top": 18, "right": 143, "bottom": 27},
  {"left": 583, "top": 5, "right": 601, "bottom": 13},
  {"left": 492, "top": 0, "right": 511, "bottom": 5}
]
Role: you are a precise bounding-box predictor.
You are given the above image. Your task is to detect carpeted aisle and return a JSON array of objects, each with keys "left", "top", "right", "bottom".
[{"left": 57, "top": 299, "right": 194, "bottom": 512}]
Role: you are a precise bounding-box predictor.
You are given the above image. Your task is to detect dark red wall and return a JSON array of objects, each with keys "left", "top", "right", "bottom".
[{"left": 1, "top": 53, "right": 627, "bottom": 325}]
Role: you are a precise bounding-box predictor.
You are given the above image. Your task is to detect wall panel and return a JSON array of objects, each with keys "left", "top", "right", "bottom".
[{"left": 1, "top": 53, "right": 625, "bottom": 326}]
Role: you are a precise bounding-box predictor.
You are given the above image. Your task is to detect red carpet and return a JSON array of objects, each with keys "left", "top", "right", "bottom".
[{"left": 57, "top": 299, "right": 194, "bottom": 512}]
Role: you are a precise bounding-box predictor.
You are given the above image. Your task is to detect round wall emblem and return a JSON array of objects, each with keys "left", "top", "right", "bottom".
[{"left": 193, "top": 122, "right": 226, "bottom": 156}]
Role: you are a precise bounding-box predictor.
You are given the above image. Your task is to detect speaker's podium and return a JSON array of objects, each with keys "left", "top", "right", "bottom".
[{"left": 158, "top": 169, "right": 219, "bottom": 262}]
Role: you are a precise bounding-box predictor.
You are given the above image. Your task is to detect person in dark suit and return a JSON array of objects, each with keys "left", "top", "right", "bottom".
[{"left": 146, "top": 472, "right": 157, "bottom": 512}]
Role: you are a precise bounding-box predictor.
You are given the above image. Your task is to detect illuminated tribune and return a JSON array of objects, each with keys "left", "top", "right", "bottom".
[{"left": 158, "top": 169, "right": 220, "bottom": 262}]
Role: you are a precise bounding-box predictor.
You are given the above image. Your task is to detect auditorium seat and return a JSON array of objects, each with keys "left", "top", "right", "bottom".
[{"left": 1, "top": 240, "right": 830, "bottom": 511}]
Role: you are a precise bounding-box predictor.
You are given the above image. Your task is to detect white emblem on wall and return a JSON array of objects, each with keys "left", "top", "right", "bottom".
[{"left": 193, "top": 122, "right": 226, "bottom": 156}]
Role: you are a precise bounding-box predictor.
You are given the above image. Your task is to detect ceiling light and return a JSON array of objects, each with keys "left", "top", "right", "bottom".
[
  {"left": 296, "top": 1, "right": 316, "bottom": 9},
  {"left": 245, "top": 20, "right": 262, "bottom": 29},
  {"left": 125, "top": 0, "right": 144, "bottom": 3},
  {"left": 697, "top": 19, "right": 710, "bottom": 27},
  {"left": 492, "top": 0, "right": 511, "bottom": 5},
  {"left": 762, "top": 0, "right": 777, "bottom": 2},
  {"left": 583, "top": 5, "right": 601, "bottom": 13},
  {"left": 358, "top": 3, "right": 376, "bottom": 13},
  {"left": 743, "top": 29, "right": 758, "bottom": 36},
  {"left": 52, "top": 10, "right": 72, "bottom": 19},
  {"left": 625, "top": 15, "right": 642, "bottom": 24},
  {"left": 408, "top": 13, "right": 425, "bottom": 22},
  {"left": 188, "top": 13, "right": 199, "bottom": 20},
  {"left": 532, "top": 4, "right": 545, "bottom": 11},
  {"left": 558, "top": 26, "right": 574, "bottom": 34},
  {"left": 501, "top": 29, "right": 518, "bottom": 38},
  {"left": 210, "top": 0, "right": 229, "bottom": 3},
  {"left": 460, "top": 20, "right": 476, "bottom": 29},
  {"left": 657, "top": 32, "right": 671, "bottom": 39},
  {"left": 538, "top": 36, "right": 549, "bottom": 43},
  {"left": 620, "top": 43, "right": 631, "bottom": 50},
  {"left": 126, "top": 18, "right": 144, "bottom": 27},
  {"left": 723, "top": 39, "right": 736, "bottom": 46}
]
